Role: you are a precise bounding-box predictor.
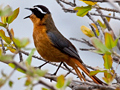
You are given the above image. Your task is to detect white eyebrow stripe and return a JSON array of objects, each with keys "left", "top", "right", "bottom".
[{"left": 34, "top": 7, "right": 47, "bottom": 14}]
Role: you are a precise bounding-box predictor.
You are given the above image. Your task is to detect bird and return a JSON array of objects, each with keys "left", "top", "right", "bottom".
[{"left": 24, "top": 5, "right": 104, "bottom": 84}]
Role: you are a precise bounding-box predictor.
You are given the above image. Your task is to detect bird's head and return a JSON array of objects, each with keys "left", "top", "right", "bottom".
[{"left": 24, "top": 5, "right": 51, "bottom": 25}]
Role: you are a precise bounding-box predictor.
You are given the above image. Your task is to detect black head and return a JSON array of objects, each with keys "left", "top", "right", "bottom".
[{"left": 24, "top": 5, "right": 51, "bottom": 20}]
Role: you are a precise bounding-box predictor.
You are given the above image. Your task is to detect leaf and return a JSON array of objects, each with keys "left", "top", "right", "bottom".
[
  {"left": 62, "top": 78, "right": 71, "bottom": 89},
  {"left": 106, "top": 13, "right": 111, "bottom": 22},
  {"left": 10, "top": 28, "right": 14, "bottom": 37},
  {"left": 20, "top": 38, "right": 30, "bottom": 48},
  {"left": 42, "top": 88, "right": 49, "bottom": 90},
  {"left": 74, "top": 5, "right": 92, "bottom": 17},
  {"left": 13, "top": 38, "right": 21, "bottom": 48},
  {"left": 35, "top": 68, "right": 47, "bottom": 77},
  {"left": 103, "top": 54, "right": 113, "bottom": 69},
  {"left": 90, "top": 70, "right": 100, "bottom": 76},
  {"left": 97, "top": 19, "right": 106, "bottom": 30},
  {"left": 91, "top": 23, "right": 100, "bottom": 36},
  {"left": 24, "top": 77, "right": 31, "bottom": 86},
  {"left": 81, "top": 25, "right": 95, "bottom": 37},
  {"left": 7, "top": 47, "right": 16, "bottom": 53},
  {"left": 80, "top": 0, "right": 97, "bottom": 5},
  {"left": 13, "top": 38, "right": 30, "bottom": 48},
  {"left": 9, "top": 63, "right": 25, "bottom": 73},
  {"left": 103, "top": 70, "right": 115, "bottom": 84},
  {"left": 0, "top": 30, "right": 11, "bottom": 44},
  {"left": 0, "top": 49, "right": 2, "bottom": 56},
  {"left": 0, "top": 78, "right": 6, "bottom": 87},
  {"left": 0, "top": 22, "right": 7, "bottom": 27},
  {"left": 56, "top": 75, "right": 65, "bottom": 88},
  {"left": 0, "top": 5, "right": 12, "bottom": 16},
  {"left": 7, "top": 8, "right": 19, "bottom": 24},
  {"left": 8, "top": 80, "right": 13, "bottom": 88},
  {"left": 105, "top": 32, "right": 115, "bottom": 49},
  {"left": 90, "top": 37, "right": 111, "bottom": 54},
  {"left": 1, "top": 16, "right": 7, "bottom": 24},
  {"left": 0, "top": 55, "right": 14, "bottom": 62},
  {"left": 26, "top": 48, "right": 36, "bottom": 65}
]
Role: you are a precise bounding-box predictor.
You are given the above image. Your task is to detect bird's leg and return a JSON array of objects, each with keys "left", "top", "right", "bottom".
[
  {"left": 38, "top": 61, "right": 49, "bottom": 69},
  {"left": 53, "top": 62, "right": 63, "bottom": 75}
]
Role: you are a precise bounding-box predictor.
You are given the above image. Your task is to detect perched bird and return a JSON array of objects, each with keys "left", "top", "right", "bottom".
[{"left": 24, "top": 5, "right": 104, "bottom": 84}]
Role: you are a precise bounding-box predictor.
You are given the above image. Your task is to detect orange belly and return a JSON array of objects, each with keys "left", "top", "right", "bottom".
[{"left": 33, "top": 26, "right": 69, "bottom": 62}]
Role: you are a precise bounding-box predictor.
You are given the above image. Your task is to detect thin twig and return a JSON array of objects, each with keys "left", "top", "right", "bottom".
[
  {"left": 94, "top": 6, "right": 120, "bottom": 13},
  {"left": 38, "top": 80, "right": 57, "bottom": 90},
  {"left": 5, "top": 26, "right": 23, "bottom": 62},
  {"left": 60, "top": 0, "right": 76, "bottom": 7},
  {"left": 70, "top": 38, "right": 93, "bottom": 47},
  {"left": 0, "top": 36, "right": 6, "bottom": 54},
  {"left": 90, "top": 12, "right": 120, "bottom": 20}
]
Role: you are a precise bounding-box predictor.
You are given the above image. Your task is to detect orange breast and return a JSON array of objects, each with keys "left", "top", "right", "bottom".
[{"left": 33, "top": 25, "right": 69, "bottom": 62}]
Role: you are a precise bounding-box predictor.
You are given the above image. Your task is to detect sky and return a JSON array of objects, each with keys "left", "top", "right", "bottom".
[{"left": 0, "top": 0, "right": 120, "bottom": 90}]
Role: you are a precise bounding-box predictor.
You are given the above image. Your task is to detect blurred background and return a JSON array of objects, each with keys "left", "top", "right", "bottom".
[{"left": 0, "top": 0, "right": 120, "bottom": 90}]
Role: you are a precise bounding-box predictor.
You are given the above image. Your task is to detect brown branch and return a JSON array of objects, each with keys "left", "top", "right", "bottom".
[
  {"left": 70, "top": 38, "right": 93, "bottom": 47},
  {"left": 0, "top": 36, "right": 6, "bottom": 54},
  {"left": 94, "top": 6, "right": 120, "bottom": 13},
  {"left": 60, "top": 0, "right": 76, "bottom": 7},
  {"left": 5, "top": 26, "right": 23, "bottom": 62},
  {"left": 90, "top": 12, "right": 120, "bottom": 20},
  {"left": 38, "top": 80, "right": 57, "bottom": 90}
]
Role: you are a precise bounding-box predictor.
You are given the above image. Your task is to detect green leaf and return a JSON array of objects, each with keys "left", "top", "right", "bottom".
[
  {"left": 13, "top": 38, "right": 30, "bottom": 48},
  {"left": 20, "top": 38, "right": 30, "bottom": 48},
  {"left": 0, "top": 55, "right": 14, "bottom": 62},
  {"left": 8, "top": 80, "right": 13, "bottom": 88},
  {"left": 0, "top": 30, "right": 11, "bottom": 44},
  {"left": 90, "top": 69, "right": 107, "bottom": 76},
  {"left": 35, "top": 68, "right": 47, "bottom": 77},
  {"left": 90, "top": 70, "right": 100, "bottom": 76},
  {"left": 42, "top": 88, "right": 50, "bottom": 90},
  {"left": 105, "top": 32, "right": 114, "bottom": 49},
  {"left": 0, "top": 49, "right": 2, "bottom": 56},
  {"left": 62, "top": 78, "right": 71, "bottom": 89},
  {"left": 7, "top": 8, "right": 19, "bottom": 24},
  {"left": 0, "top": 22, "right": 7, "bottom": 27},
  {"left": 81, "top": 25, "right": 95, "bottom": 37},
  {"left": 9, "top": 63, "right": 25, "bottom": 73},
  {"left": 1, "top": 17, "right": 7, "bottom": 24},
  {"left": 24, "top": 78, "right": 31, "bottom": 86},
  {"left": 97, "top": 19, "right": 106, "bottom": 30},
  {"left": 74, "top": 5, "right": 92, "bottom": 17},
  {"left": 56, "top": 75, "right": 65, "bottom": 89},
  {"left": 90, "top": 37, "right": 111, "bottom": 54},
  {"left": 0, "top": 5, "right": 12, "bottom": 16},
  {"left": 13, "top": 38, "right": 21, "bottom": 48},
  {"left": 103, "top": 54, "right": 113, "bottom": 69},
  {"left": 0, "top": 78, "right": 6, "bottom": 87},
  {"left": 26, "top": 48, "right": 36, "bottom": 65}
]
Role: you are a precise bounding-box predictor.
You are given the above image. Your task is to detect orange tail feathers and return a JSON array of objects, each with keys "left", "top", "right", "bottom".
[{"left": 68, "top": 58, "right": 104, "bottom": 84}]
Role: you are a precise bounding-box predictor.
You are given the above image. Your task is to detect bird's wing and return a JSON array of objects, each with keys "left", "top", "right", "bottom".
[{"left": 47, "top": 30, "right": 82, "bottom": 63}]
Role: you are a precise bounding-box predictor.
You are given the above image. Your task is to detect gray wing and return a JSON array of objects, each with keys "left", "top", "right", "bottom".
[{"left": 47, "top": 30, "right": 82, "bottom": 63}]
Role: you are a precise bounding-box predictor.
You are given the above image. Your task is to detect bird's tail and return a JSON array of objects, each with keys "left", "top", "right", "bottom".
[{"left": 68, "top": 58, "right": 104, "bottom": 84}]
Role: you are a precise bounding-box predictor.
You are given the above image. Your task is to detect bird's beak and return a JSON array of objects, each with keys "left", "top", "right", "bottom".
[{"left": 24, "top": 8, "right": 32, "bottom": 19}]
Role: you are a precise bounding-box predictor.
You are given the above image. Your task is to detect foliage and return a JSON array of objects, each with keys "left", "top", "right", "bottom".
[{"left": 0, "top": 0, "right": 120, "bottom": 90}]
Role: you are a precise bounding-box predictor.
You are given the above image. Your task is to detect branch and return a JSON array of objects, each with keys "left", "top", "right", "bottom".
[
  {"left": 70, "top": 38, "right": 94, "bottom": 47},
  {"left": 5, "top": 26, "right": 23, "bottom": 62},
  {"left": 84, "top": 0, "right": 120, "bottom": 2},
  {"left": 0, "top": 36, "right": 6, "bottom": 54},
  {"left": 90, "top": 12, "right": 120, "bottom": 20}
]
